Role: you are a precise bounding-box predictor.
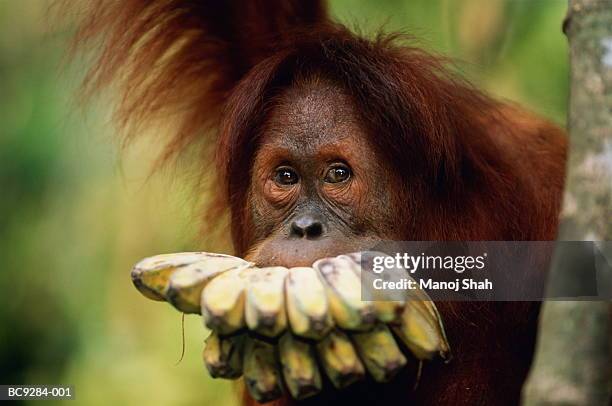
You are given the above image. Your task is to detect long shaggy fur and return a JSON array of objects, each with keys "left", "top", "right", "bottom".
[
  {"left": 73, "top": 0, "right": 326, "bottom": 163},
  {"left": 70, "top": 2, "right": 566, "bottom": 405}
]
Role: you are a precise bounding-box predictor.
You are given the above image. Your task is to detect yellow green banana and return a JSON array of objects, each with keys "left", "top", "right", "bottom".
[
  {"left": 340, "top": 252, "right": 406, "bottom": 323},
  {"left": 345, "top": 251, "right": 450, "bottom": 360},
  {"left": 285, "top": 267, "right": 333, "bottom": 339},
  {"left": 313, "top": 256, "right": 376, "bottom": 331},
  {"left": 131, "top": 252, "right": 213, "bottom": 301},
  {"left": 131, "top": 249, "right": 452, "bottom": 392},
  {"left": 351, "top": 324, "right": 407, "bottom": 382},
  {"left": 391, "top": 299, "right": 450, "bottom": 360},
  {"left": 278, "top": 333, "right": 322, "bottom": 400},
  {"left": 245, "top": 266, "right": 289, "bottom": 337},
  {"left": 202, "top": 331, "right": 244, "bottom": 379},
  {"left": 201, "top": 266, "right": 255, "bottom": 335},
  {"left": 243, "top": 337, "right": 283, "bottom": 403},
  {"left": 167, "top": 254, "right": 251, "bottom": 313},
  {"left": 316, "top": 329, "right": 365, "bottom": 389}
]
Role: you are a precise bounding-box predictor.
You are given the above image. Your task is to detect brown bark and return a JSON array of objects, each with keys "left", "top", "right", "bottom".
[{"left": 522, "top": 0, "right": 612, "bottom": 405}]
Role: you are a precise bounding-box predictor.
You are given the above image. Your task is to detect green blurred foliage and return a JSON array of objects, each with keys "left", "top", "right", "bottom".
[{"left": 0, "top": 1, "right": 567, "bottom": 405}]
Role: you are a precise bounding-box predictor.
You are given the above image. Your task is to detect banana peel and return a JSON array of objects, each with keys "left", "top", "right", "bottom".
[{"left": 131, "top": 251, "right": 451, "bottom": 401}]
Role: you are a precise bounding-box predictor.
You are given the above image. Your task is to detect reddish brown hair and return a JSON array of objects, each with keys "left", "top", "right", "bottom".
[
  {"left": 216, "top": 24, "right": 564, "bottom": 253},
  {"left": 71, "top": 1, "right": 564, "bottom": 255},
  {"left": 70, "top": 2, "right": 567, "bottom": 405}
]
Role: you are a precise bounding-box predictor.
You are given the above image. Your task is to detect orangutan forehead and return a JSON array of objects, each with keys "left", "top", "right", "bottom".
[{"left": 259, "top": 79, "right": 368, "bottom": 154}]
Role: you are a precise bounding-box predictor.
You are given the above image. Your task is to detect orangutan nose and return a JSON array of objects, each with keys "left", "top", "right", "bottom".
[{"left": 290, "top": 214, "right": 325, "bottom": 240}]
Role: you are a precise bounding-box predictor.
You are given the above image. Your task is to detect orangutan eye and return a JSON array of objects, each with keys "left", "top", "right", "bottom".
[
  {"left": 274, "top": 166, "right": 299, "bottom": 186},
  {"left": 324, "top": 164, "right": 351, "bottom": 183}
]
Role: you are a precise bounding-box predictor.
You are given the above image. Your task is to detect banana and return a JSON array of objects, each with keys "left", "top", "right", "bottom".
[
  {"left": 340, "top": 252, "right": 406, "bottom": 323},
  {"left": 202, "top": 331, "right": 245, "bottom": 379},
  {"left": 132, "top": 249, "right": 452, "bottom": 388},
  {"left": 245, "top": 267, "right": 289, "bottom": 337},
  {"left": 201, "top": 266, "right": 255, "bottom": 335},
  {"left": 422, "top": 300, "right": 450, "bottom": 358},
  {"left": 372, "top": 300, "right": 405, "bottom": 324},
  {"left": 285, "top": 267, "right": 333, "bottom": 339},
  {"left": 313, "top": 256, "right": 376, "bottom": 331},
  {"left": 398, "top": 277, "right": 451, "bottom": 361},
  {"left": 342, "top": 251, "right": 450, "bottom": 360},
  {"left": 167, "top": 255, "right": 251, "bottom": 313},
  {"left": 243, "top": 337, "right": 283, "bottom": 403},
  {"left": 131, "top": 252, "right": 215, "bottom": 301},
  {"left": 316, "top": 329, "right": 365, "bottom": 389},
  {"left": 278, "top": 333, "right": 322, "bottom": 400},
  {"left": 351, "top": 324, "right": 407, "bottom": 382},
  {"left": 390, "top": 299, "right": 450, "bottom": 360}
]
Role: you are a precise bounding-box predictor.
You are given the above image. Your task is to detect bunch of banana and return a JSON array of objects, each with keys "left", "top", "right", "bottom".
[{"left": 131, "top": 251, "right": 450, "bottom": 402}]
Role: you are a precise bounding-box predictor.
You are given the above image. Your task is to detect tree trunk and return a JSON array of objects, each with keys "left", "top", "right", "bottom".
[{"left": 522, "top": 0, "right": 612, "bottom": 405}]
